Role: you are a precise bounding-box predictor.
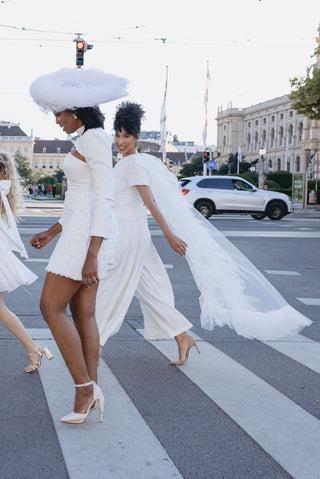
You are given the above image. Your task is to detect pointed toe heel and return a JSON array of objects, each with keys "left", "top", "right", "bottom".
[{"left": 60, "top": 381, "right": 104, "bottom": 424}]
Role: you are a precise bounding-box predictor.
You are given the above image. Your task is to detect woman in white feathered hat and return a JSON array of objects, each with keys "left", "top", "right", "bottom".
[{"left": 29, "top": 68, "right": 128, "bottom": 424}]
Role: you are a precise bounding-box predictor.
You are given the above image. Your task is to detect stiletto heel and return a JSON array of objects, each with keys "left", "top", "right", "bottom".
[
  {"left": 60, "top": 381, "right": 104, "bottom": 424},
  {"left": 25, "top": 344, "right": 54, "bottom": 373},
  {"left": 170, "top": 335, "right": 200, "bottom": 366}
]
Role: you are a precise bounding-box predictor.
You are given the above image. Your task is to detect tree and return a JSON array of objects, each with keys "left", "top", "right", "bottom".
[
  {"left": 289, "top": 67, "right": 320, "bottom": 120},
  {"left": 179, "top": 155, "right": 203, "bottom": 177},
  {"left": 14, "top": 152, "right": 34, "bottom": 186},
  {"left": 54, "top": 169, "right": 65, "bottom": 183}
]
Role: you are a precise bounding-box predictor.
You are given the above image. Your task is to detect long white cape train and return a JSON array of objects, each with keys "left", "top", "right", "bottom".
[{"left": 134, "top": 153, "right": 312, "bottom": 341}]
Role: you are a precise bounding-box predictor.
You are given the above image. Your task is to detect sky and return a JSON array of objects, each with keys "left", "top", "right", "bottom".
[{"left": 0, "top": 0, "right": 319, "bottom": 146}]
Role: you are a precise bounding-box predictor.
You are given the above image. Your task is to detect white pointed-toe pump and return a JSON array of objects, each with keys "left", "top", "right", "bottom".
[{"left": 60, "top": 381, "right": 105, "bottom": 424}]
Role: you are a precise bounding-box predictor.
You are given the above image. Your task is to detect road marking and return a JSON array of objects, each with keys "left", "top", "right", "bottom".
[
  {"left": 263, "top": 334, "right": 320, "bottom": 374},
  {"left": 297, "top": 298, "right": 320, "bottom": 306},
  {"left": 164, "top": 264, "right": 173, "bottom": 269},
  {"left": 30, "top": 330, "right": 181, "bottom": 479},
  {"left": 264, "top": 270, "right": 301, "bottom": 276},
  {"left": 150, "top": 229, "right": 320, "bottom": 238},
  {"left": 139, "top": 331, "right": 320, "bottom": 479},
  {"left": 18, "top": 227, "right": 47, "bottom": 234},
  {"left": 25, "top": 258, "right": 49, "bottom": 263}
]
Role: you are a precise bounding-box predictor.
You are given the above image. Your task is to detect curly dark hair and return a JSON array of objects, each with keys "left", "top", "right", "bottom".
[
  {"left": 72, "top": 106, "right": 105, "bottom": 131},
  {"left": 114, "top": 102, "right": 145, "bottom": 136}
]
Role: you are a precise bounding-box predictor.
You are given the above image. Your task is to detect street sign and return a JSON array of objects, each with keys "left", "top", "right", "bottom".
[{"left": 206, "top": 160, "right": 216, "bottom": 170}]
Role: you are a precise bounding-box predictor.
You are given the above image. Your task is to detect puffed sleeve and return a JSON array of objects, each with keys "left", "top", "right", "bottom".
[
  {"left": 76, "top": 129, "right": 115, "bottom": 239},
  {"left": 126, "top": 157, "right": 150, "bottom": 187}
]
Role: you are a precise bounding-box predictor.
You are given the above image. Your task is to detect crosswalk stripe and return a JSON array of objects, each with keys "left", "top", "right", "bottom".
[
  {"left": 150, "top": 228, "right": 320, "bottom": 238},
  {"left": 263, "top": 334, "right": 320, "bottom": 374},
  {"left": 29, "top": 330, "right": 182, "bottom": 479},
  {"left": 297, "top": 298, "right": 320, "bottom": 306},
  {"left": 264, "top": 270, "right": 301, "bottom": 276},
  {"left": 138, "top": 330, "right": 320, "bottom": 479}
]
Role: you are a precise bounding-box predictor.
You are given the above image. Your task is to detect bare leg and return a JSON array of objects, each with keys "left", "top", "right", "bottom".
[
  {"left": 69, "top": 284, "right": 99, "bottom": 382},
  {"left": 0, "top": 293, "right": 36, "bottom": 355},
  {"left": 40, "top": 273, "right": 95, "bottom": 413}
]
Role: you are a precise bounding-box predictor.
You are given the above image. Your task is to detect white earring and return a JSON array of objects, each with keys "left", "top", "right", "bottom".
[{"left": 73, "top": 114, "right": 77, "bottom": 119}]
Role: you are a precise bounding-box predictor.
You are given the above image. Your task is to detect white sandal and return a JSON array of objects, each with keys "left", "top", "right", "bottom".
[{"left": 60, "top": 381, "right": 105, "bottom": 424}]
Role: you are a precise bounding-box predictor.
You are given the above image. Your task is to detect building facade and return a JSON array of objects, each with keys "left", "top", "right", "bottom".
[
  {"left": 32, "top": 139, "right": 74, "bottom": 174},
  {"left": 0, "top": 122, "right": 34, "bottom": 160}
]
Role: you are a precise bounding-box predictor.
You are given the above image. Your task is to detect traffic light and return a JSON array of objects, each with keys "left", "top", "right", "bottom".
[
  {"left": 74, "top": 37, "right": 94, "bottom": 68},
  {"left": 203, "top": 151, "right": 210, "bottom": 163},
  {"left": 76, "top": 40, "right": 86, "bottom": 67}
]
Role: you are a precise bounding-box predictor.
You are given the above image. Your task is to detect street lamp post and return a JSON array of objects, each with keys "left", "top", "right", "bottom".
[{"left": 258, "top": 148, "right": 266, "bottom": 189}]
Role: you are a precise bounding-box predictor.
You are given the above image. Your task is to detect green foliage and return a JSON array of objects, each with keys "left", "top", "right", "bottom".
[
  {"left": 179, "top": 155, "right": 203, "bottom": 176},
  {"left": 264, "top": 179, "right": 281, "bottom": 190},
  {"left": 238, "top": 171, "right": 259, "bottom": 186},
  {"left": 289, "top": 67, "right": 320, "bottom": 120},
  {"left": 14, "top": 152, "right": 34, "bottom": 186},
  {"left": 266, "top": 171, "right": 292, "bottom": 189},
  {"left": 54, "top": 169, "right": 65, "bottom": 183}
]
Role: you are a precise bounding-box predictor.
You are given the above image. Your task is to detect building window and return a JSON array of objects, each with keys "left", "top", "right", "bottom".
[
  {"left": 271, "top": 116, "right": 275, "bottom": 121},
  {"left": 254, "top": 132, "right": 258, "bottom": 150},
  {"left": 288, "top": 124, "right": 293, "bottom": 145},
  {"left": 3, "top": 147, "right": 7, "bottom": 152},
  {"left": 42, "top": 162, "right": 46, "bottom": 169},
  {"left": 295, "top": 156, "right": 300, "bottom": 172},
  {"left": 298, "top": 122, "right": 303, "bottom": 142},
  {"left": 262, "top": 130, "right": 266, "bottom": 147},
  {"left": 263, "top": 118, "right": 266, "bottom": 124},
  {"left": 270, "top": 128, "right": 275, "bottom": 148},
  {"left": 35, "top": 162, "right": 39, "bottom": 169},
  {"left": 57, "top": 147, "right": 61, "bottom": 153},
  {"left": 223, "top": 136, "right": 226, "bottom": 153},
  {"left": 49, "top": 162, "right": 53, "bottom": 169},
  {"left": 268, "top": 159, "right": 273, "bottom": 172},
  {"left": 247, "top": 133, "right": 251, "bottom": 151},
  {"left": 289, "top": 111, "right": 293, "bottom": 117},
  {"left": 277, "top": 158, "right": 281, "bottom": 171},
  {"left": 24, "top": 147, "right": 28, "bottom": 153},
  {"left": 223, "top": 124, "right": 226, "bottom": 130},
  {"left": 280, "top": 113, "right": 284, "bottom": 120},
  {"left": 42, "top": 147, "right": 46, "bottom": 153},
  {"left": 255, "top": 120, "right": 258, "bottom": 126},
  {"left": 279, "top": 126, "right": 284, "bottom": 147},
  {"left": 248, "top": 122, "right": 251, "bottom": 127},
  {"left": 57, "top": 162, "right": 60, "bottom": 169}
]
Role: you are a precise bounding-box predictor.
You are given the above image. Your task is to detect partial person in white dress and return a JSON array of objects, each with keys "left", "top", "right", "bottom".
[
  {"left": 0, "top": 153, "right": 53, "bottom": 372},
  {"left": 29, "top": 68, "right": 127, "bottom": 424},
  {"left": 96, "top": 102, "right": 199, "bottom": 365},
  {"left": 97, "top": 102, "right": 312, "bottom": 355}
]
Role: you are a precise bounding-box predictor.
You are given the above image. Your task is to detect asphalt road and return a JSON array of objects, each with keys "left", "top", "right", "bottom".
[{"left": 1, "top": 210, "right": 320, "bottom": 479}]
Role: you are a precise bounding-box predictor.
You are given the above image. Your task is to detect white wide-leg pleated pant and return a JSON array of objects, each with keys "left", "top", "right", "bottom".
[{"left": 96, "top": 216, "right": 192, "bottom": 345}]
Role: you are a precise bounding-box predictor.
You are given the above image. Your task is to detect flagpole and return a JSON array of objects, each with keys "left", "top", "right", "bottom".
[
  {"left": 202, "top": 60, "right": 211, "bottom": 176},
  {"left": 160, "top": 66, "right": 168, "bottom": 165}
]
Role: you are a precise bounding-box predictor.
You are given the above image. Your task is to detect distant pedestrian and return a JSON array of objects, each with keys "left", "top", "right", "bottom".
[
  {"left": 28, "top": 184, "right": 33, "bottom": 195},
  {"left": 0, "top": 153, "right": 53, "bottom": 372},
  {"left": 52, "top": 184, "right": 57, "bottom": 198},
  {"left": 47, "top": 184, "right": 52, "bottom": 196},
  {"left": 40, "top": 183, "right": 45, "bottom": 196}
]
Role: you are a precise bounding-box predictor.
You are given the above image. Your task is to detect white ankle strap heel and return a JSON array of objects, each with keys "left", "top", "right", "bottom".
[{"left": 60, "top": 381, "right": 105, "bottom": 424}]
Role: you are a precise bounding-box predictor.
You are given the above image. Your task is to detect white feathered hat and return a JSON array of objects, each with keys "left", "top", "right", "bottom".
[{"left": 30, "top": 68, "right": 128, "bottom": 112}]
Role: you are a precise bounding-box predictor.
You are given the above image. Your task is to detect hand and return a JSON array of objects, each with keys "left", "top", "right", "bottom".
[
  {"left": 29, "top": 230, "right": 53, "bottom": 250},
  {"left": 82, "top": 253, "right": 99, "bottom": 288},
  {"left": 166, "top": 233, "right": 187, "bottom": 256}
]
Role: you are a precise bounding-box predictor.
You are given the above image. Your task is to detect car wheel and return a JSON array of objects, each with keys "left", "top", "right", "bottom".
[
  {"left": 251, "top": 213, "right": 266, "bottom": 220},
  {"left": 194, "top": 200, "right": 214, "bottom": 218},
  {"left": 266, "top": 202, "right": 286, "bottom": 220}
]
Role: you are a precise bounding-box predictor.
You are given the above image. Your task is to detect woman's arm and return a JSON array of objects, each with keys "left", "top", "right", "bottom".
[
  {"left": 29, "top": 221, "right": 62, "bottom": 249},
  {"left": 81, "top": 236, "right": 104, "bottom": 287},
  {"left": 136, "top": 185, "right": 187, "bottom": 256}
]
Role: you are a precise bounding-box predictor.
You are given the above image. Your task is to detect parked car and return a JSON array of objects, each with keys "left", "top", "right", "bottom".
[{"left": 179, "top": 176, "right": 292, "bottom": 220}]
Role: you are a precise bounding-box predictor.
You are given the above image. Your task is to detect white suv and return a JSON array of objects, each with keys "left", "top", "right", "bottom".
[{"left": 180, "top": 176, "right": 292, "bottom": 220}]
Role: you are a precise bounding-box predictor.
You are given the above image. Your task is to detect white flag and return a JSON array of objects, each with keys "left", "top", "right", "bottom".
[
  {"left": 160, "top": 66, "right": 168, "bottom": 161},
  {"left": 286, "top": 136, "right": 290, "bottom": 163},
  {"left": 238, "top": 146, "right": 242, "bottom": 163},
  {"left": 202, "top": 61, "right": 211, "bottom": 148}
]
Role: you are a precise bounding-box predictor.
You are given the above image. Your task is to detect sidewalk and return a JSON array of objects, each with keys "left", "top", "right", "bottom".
[
  {"left": 291, "top": 206, "right": 320, "bottom": 218},
  {"left": 23, "top": 196, "right": 64, "bottom": 209}
]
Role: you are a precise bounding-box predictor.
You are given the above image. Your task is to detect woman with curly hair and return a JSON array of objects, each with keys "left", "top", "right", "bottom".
[
  {"left": 96, "top": 102, "right": 197, "bottom": 365},
  {"left": 96, "top": 102, "right": 311, "bottom": 358},
  {"left": 0, "top": 153, "right": 53, "bottom": 372}
]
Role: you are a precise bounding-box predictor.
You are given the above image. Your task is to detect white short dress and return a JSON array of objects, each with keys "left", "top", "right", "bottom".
[
  {"left": 46, "top": 128, "right": 117, "bottom": 281},
  {"left": 0, "top": 180, "right": 37, "bottom": 293}
]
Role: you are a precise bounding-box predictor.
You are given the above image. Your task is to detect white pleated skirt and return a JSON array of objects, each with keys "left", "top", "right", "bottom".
[
  {"left": 96, "top": 216, "right": 192, "bottom": 345},
  {"left": 0, "top": 244, "right": 37, "bottom": 293}
]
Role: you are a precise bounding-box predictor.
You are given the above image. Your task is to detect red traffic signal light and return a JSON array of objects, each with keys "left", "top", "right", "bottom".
[
  {"left": 76, "top": 40, "right": 85, "bottom": 67},
  {"left": 203, "top": 151, "right": 210, "bottom": 162}
]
